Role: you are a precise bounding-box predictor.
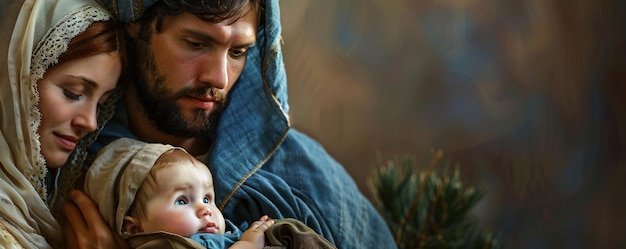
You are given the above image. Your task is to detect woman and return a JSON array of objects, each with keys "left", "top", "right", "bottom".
[{"left": 0, "top": 0, "right": 125, "bottom": 248}]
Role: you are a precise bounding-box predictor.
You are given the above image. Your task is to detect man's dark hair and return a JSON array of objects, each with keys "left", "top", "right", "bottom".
[{"left": 141, "top": 0, "right": 264, "bottom": 32}]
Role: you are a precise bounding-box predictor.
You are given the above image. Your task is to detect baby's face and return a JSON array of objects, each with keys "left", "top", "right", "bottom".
[{"left": 138, "top": 162, "right": 226, "bottom": 236}]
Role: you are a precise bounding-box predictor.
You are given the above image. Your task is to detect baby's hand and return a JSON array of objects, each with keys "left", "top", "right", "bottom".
[
  {"left": 250, "top": 215, "right": 274, "bottom": 230},
  {"left": 231, "top": 215, "right": 274, "bottom": 248}
]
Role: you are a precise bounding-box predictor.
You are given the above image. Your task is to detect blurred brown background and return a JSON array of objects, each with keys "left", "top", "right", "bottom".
[{"left": 280, "top": 0, "right": 626, "bottom": 248}]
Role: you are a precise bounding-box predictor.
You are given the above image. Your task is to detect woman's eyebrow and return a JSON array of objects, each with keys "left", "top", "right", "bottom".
[{"left": 68, "top": 75, "right": 98, "bottom": 89}]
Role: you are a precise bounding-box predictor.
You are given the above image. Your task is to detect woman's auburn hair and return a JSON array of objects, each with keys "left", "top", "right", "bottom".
[{"left": 55, "top": 20, "right": 127, "bottom": 73}]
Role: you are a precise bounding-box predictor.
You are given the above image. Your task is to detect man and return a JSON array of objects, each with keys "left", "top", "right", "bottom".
[{"left": 62, "top": 0, "right": 396, "bottom": 248}]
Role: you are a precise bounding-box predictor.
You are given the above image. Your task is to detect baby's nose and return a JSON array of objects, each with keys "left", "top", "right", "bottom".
[{"left": 197, "top": 205, "right": 212, "bottom": 217}]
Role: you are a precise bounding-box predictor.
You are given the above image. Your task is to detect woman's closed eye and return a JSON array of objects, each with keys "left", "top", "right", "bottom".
[{"left": 63, "top": 89, "right": 81, "bottom": 100}]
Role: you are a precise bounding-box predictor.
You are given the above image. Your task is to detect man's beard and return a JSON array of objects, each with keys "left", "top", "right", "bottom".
[{"left": 132, "top": 27, "right": 226, "bottom": 140}]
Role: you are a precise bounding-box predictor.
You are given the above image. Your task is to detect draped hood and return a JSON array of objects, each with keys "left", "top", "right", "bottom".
[{"left": 0, "top": 0, "right": 114, "bottom": 248}]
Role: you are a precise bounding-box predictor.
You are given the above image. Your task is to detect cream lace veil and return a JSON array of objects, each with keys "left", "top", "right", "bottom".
[{"left": 0, "top": 0, "right": 113, "bottom": 248}]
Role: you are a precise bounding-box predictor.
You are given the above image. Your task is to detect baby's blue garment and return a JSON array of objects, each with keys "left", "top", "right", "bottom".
[{"left": 189, "top": 220, "right": 243, "bottom": 248}]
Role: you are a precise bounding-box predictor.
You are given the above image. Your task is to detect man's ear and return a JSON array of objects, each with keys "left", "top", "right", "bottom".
[{"left": 123, "top": 215, "right": 143, "bottom": 235}]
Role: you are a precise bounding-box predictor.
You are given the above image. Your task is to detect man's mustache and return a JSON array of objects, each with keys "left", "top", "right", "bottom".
[{"left": 176, "top": 87, "right": 224, "bottom": 102}]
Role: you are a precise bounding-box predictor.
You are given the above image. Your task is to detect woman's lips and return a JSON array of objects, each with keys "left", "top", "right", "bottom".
[{"left": 56, "top": 133, "right": 78, "bottom": 150}]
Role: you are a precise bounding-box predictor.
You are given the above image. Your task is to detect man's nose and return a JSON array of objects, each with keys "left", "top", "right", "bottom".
[{"left": 198, "top": 52, "right": 228, "bottom": 89}]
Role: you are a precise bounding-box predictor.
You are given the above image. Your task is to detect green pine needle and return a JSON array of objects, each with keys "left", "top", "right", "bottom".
[{"left": 368, "top": 150, "right": 501, "bottom": 249}]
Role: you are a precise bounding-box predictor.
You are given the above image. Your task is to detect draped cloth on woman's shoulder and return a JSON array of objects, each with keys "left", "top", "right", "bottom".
[{"left": 0, "top": 0, "right": 113, "bottom": 248}]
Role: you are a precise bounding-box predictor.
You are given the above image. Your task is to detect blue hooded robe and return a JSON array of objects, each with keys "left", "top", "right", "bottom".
[{"left": 91, "top": 0, "right": 396, "bottom": 248}]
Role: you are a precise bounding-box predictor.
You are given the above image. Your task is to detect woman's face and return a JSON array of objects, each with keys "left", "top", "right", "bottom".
[{"left": 37, "top": 52, "right": 121, "bottom": 168}]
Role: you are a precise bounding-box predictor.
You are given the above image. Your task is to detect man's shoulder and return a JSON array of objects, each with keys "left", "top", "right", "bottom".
[
  {"left": 262, "top": 128, "right": 344, "bottom": 174},
  {"left": 279, "top": 129, "right": 337, "bottom": 161},
  {"left": 280, "top": 129, "right": 326, "bottom": 152}
]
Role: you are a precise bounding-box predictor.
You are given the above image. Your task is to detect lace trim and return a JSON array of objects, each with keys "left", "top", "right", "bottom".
[{"left": 29, "top": 6, "right": 111, "bottom": 200}]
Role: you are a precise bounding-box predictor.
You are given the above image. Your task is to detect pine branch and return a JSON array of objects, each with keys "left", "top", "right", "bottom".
[
  {"left": 368, "top": 150, "right": 502, "bottom": 249},
  {"left": 397, "top": 149, "right": 443, "bottom": 244}
]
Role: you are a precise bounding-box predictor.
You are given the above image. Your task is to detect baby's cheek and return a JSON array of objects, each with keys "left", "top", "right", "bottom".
[{"left": 166, "top": 213, "right": 201, "bottom": 237}]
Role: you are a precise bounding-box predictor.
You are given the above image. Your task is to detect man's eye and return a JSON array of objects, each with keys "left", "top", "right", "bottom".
[
  {"left": 187, "top": 41, "right": 206, "bottom": 49},
  {"left": 229, "top": 49, "right": 248, "bottom": 58},
  {"left": 175, "top": 198, "right": 188, "bottom": 205},
  {"left": 63, "top": 89, "right": 81, "bottom": 100}
]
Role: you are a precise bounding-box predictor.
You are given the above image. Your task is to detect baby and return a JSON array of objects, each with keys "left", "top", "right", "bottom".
[
  {"left": 85, "top": 138, "right": 272, "bottom": 248},
  {"left": 84, "top": 138, "right": 336, "bottom": 249}
]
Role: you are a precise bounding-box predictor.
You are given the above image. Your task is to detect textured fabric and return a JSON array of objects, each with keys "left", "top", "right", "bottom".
[
  {"left": 94, "top": 0, "right": 397, "bottom": 248},
  {"left": 264, "top": 218, "right": 335, "bottom": 249},
  {"left": 188, "top": 220, "right": 243, "bottom": 249},
  {"left": 129, "top": 219, "right": 335, "bottom": 249},
  {"left": 127, "top": 232, "right": 207, "bottom": 249},
  {"left": 127, "top": 220, "right": 243, "bottom": 249},
  {"left": 103, "top": 0, "right": 156, "bottom": 23},
  {"left": 0, "top": 0, "right": 112, "bottom": 248}
]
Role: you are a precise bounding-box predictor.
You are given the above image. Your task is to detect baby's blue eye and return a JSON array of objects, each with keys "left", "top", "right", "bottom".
[
  {"left": 203, "top": 197, "right": 210, "bottom": 204},
  {"left": 175, "top": 199, "right": 188, "bottom": 205}
]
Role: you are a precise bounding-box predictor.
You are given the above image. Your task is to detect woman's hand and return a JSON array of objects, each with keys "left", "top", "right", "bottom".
[{"left": 63, "top": 189, "right": 129, "bottom": 249}]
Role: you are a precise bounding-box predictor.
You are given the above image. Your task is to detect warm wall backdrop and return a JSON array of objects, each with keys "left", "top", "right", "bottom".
[{"left": 280, "top": 0, "right": 626, "bottom": 248}]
